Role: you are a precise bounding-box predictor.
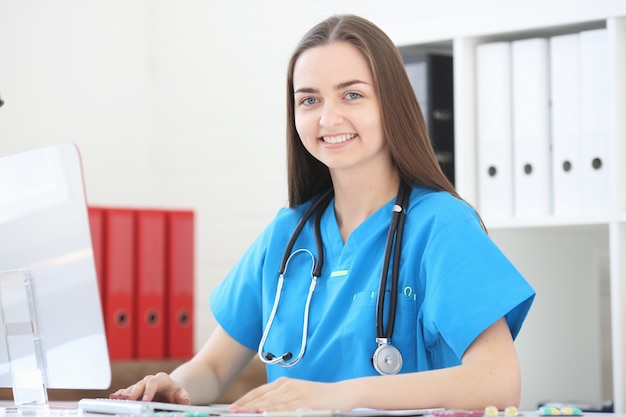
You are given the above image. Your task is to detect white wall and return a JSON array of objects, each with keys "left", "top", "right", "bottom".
[{"left": 1, "top": 0, "right": 626, "bottom": 409}]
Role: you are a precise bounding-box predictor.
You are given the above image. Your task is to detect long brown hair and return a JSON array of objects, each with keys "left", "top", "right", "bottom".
[{"left": 286, "top": 14, "right": 459, "bottom": 208}]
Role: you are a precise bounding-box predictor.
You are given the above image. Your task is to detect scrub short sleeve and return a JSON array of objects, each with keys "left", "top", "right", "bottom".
[
  {"left": 209, "top": 226, "right": 270, "bottom": 351},
  {"left": 421, "top": 217, "right": 535, "bottom": 360}
]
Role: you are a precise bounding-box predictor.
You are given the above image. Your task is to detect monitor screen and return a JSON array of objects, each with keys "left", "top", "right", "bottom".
[{"left": 0, "top": 143, "right": 111, "bottom": 390}]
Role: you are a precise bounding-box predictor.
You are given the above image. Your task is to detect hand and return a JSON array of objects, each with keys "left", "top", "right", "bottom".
[
  {"left": 109, "top": 372, "right": 191, "bottom": 405},
  {"left": 228, "top": 377, "right": 346, "bottom": 413}
]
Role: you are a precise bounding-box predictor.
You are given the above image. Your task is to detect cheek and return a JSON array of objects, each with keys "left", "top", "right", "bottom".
[
  {"left": 295, "top": 113, "right": 316, "bottom": 143},
  {"left": 363, "top": 115, "right": 385, "bottom": 143}
]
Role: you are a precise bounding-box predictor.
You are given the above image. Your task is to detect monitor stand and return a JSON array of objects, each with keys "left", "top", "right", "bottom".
[{"left": 0, "top": 269, "right": 49, "bottom": 406}]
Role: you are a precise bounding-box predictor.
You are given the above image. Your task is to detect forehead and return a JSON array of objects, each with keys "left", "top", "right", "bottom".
[{"left": 293, "top": 41, "right": 373, "bottom": 87}]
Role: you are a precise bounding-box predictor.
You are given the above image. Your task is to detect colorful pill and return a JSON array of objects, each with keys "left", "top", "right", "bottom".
[
  {"left": 485, "top": 405, "right": 499, "bottom": 416},
  {"left": 538, "top": 407, "right": 561, "bottom": 415},
  {"left": 560, "top": 407, "right": 582, "bottom": 416},
  {"left": 505, "top": 406, "right": 519, "bottom": 416}
]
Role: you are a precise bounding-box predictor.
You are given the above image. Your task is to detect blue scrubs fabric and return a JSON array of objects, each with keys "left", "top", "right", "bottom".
[{"left": 210, "top": 185, "right": 535, "bottom": 382}]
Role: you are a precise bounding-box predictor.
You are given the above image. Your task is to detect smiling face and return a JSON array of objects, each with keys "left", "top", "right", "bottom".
[{"left": 292, "top": 41, "right": 392, "bottom": 180}]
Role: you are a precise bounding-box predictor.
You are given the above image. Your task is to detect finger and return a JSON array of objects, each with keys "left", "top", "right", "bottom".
[
  {"left": 109, "top": 389, "right": 125, "bottom": 400},
  {"left": 142, "top": 372, "right": 190, "bottom": 404},
  {"left": 109, "top": 381, "right": 146, "bottom": 401},
  {"left": 229, "top": 382, "right": 274, "bottom": 412},
  {"left": 173, "top": 388, "right": 192, "bottom": 405},
  {"left": 142, "top": 375, "right": 161, "bottom": 402},
  {"left": 231, "top": 379, "right": 302, "bottom": 413},
  {"left": 129, "top": 382, "right": 148, "bottom": 400}
]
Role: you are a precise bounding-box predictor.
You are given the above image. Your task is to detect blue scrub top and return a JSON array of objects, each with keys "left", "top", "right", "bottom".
[{"left": 210, "top": 185, "right": 535, "bottom": 382}]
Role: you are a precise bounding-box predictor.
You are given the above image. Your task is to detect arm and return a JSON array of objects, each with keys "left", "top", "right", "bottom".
[
  {"left": 229, "top": 317, "right": 520, "bottom": 412},
  {"left": 110, "top": 325, "right": 256, "bottom": 405},
  {"left": 343, "top": 317, "right": 521, "bottom": 410},
  {"left": 169, "top": 325, "right": 257, "bottom": 404}
]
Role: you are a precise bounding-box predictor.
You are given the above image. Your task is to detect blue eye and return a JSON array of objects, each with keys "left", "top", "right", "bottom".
[
  {"left": 300, "top": 97, "right": 318, "bottom": 106},
  {"left": 346, "top": 92, "right": 362, "bottom": 100}
]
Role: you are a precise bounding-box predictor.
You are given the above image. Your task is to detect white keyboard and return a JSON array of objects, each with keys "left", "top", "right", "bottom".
[
  {"left": 78, "top": 398, "right": 228, "bottom": 415},
  {"left": 78, "top": 398, "right": 441, "bottom": 417}
]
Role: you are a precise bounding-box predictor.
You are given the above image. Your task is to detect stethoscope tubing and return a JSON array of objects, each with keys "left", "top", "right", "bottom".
[
  {"left": 278, "top": 189, "right": 334, "bottom": 277},
  {"left": 258, "top": 248, "right": 318, "bottom": 366},
  {"left": 376, "top": 182, "right": 410, "bottom": 340},
  {"left": 259, "top": 182, "right": 411, "bottom": 373}
]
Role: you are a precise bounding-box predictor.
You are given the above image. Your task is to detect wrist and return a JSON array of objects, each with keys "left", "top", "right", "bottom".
[{"left": 335, "top": 378, "right": 370, "bottom": 411}]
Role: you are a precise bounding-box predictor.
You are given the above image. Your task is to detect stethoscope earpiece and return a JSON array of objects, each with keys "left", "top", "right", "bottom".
[{"left": 264, "top": 352, "right": 293, "bottom": 362}]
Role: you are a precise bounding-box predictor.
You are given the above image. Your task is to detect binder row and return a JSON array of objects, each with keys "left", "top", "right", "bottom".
[
  {"left": 476, "top": 28, "right": 610, "bottom": 219},
  {"left": 88, "top": 207, "right": 195, "bottom": 360}
]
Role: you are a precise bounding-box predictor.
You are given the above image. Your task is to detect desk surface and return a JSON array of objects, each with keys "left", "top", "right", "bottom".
[{"left": 0, "top": 402, "right": 625, "bottom": 417}]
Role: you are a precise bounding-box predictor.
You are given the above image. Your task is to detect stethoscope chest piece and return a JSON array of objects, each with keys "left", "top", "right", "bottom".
[{"left": 372, "top": 338, "right": 403, "bottom": 375}]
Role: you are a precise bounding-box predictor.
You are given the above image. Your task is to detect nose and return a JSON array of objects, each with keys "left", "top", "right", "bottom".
[{"left": 319, "top": 101, "right": 343, "bottom": 127}]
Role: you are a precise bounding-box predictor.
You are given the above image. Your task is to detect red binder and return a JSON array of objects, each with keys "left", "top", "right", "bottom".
[
  {"left": 166, "top": 210, "right": 195, "bottom": 359},
  {"left": 135, "top": 209, "right": 167, "bottom": 359},
  {"left": 87, "top": 206, "right": 106, "bottom": 309},
  {"left": 103, "top": 208, "right": 136, "bottom": 360}
]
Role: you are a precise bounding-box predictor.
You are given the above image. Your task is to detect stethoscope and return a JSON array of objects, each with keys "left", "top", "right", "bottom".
[{"left": 258, "top": 182, "right": 411, "bottom": 376}]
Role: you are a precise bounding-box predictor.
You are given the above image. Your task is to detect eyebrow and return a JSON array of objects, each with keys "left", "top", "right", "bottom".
[{"left": 294, "top": 79, "right": 370, "bottom": 95}]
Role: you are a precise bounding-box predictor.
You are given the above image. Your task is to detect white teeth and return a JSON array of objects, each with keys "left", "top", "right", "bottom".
[{"left": 322, "top": 134, "right": 356, "bottom": 144}]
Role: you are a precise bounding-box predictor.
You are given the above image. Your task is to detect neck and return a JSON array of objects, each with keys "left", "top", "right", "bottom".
[{"left": 331, "top": 170, "right": 401, "bottom": 242}]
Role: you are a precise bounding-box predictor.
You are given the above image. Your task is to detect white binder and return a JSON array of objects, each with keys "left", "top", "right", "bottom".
[
  {"left": 579, "top": 28, "right": 611, "bottom": 214},
  {"left": 511, "top": 37, "right": 552, "bottom": 218},
  {"left": 550, "top": 33, "right": 583, "bottom": 216},
  {"left": 476, "top": 41, "right": 514, "bottom": 220}
]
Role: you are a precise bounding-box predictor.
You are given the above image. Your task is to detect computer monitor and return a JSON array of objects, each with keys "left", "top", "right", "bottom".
[{"left": 0, "top": 143, "right": 111, "bottom": 399}]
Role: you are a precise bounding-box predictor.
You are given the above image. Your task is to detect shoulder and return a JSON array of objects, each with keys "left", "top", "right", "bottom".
[
  {"left": 273, "top": 199, "right": 315, "bottom": 226},
  {"left": 223, "top": 199, "right": 319, "bottom": 272},
  {"left": 263, "top": 197, "right": 319, "bottom": 239},
  {"left": 408, "top": 185, "right": 479, "bottom": 226}
]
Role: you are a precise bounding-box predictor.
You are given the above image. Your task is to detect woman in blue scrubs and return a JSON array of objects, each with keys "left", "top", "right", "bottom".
[{"left": 112, "top": 14, "right": 535, "bottom": 413}]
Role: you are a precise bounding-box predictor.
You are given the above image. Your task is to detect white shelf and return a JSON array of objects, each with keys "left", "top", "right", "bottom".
[
  {"left": 483, "top": 213, "right": 626, "bottom": 231},
  {"left": 406, "top": 13, "right": 626, "bottom": 413}
]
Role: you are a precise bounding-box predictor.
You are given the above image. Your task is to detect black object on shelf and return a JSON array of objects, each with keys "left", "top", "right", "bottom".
[{"left": 402, "top": 53, "right": 455, "bottom": 186}]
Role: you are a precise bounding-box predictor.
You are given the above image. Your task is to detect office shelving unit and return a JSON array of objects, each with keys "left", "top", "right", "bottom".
[{"left": 400, "top": 14, "right": 626, "bottom": 412}]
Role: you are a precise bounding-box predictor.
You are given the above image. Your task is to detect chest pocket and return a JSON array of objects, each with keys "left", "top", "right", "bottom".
[{"left": 339, "top": 288, "right": 418, "bottom": 373}]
